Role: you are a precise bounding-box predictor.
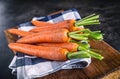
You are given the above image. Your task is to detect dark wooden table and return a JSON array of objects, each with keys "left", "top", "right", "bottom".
[{"left": 1, "top": 0, "right": 120, "bottom": 79}]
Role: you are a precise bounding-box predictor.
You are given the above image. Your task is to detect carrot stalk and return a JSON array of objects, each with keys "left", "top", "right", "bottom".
[
  {"left": 69, "top": 29, "right": 103, "bottom": 40},
  {"left": 77, "top": 42, "right": 90, "bottom": 51},
  {"left": 75, "top": 14, "right": 100, "bottom": 26},
  {"left": 88, "top": 50, "right": 104, "bottom": 60},
  {"left": 69, "top": 34, "right": 88, "bottom": 40},
  {"left": 67, "top": 50, "right": 104, "bottom": 60},
  {"left": 67, "top": 51, "right": 91, "bottom": 59}
]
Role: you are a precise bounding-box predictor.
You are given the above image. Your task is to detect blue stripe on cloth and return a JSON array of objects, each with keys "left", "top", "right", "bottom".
[
  {"left": 52, "top": 16, "right": 64, "bottom": 23},
  {"left": 16, "top": 54, "right": 88, "bottom": 68},
  {"left": 19, "top": 22, "right": 32, "bottom": 27},
  {"left": 61, "top": 8, "right": 77, "bottom": 14},
  {"left": 16, "top": 57, "right": 50, "bottom": 67},
  {"left": 39, "top": 16, "right": 50, "bottom": 21},
  {"left": 50, "top": 13, "right": 63, "bottom": 19}
]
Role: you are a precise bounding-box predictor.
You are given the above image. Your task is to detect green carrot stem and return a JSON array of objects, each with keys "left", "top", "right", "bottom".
[
  {"left": 78, "top": 20, "right": 100, "bottom": 24},
  {"left": 82, "top": 15, "right": 100, "bottom": 22},
  {"left": 71, "top": 34, "right": 90, "bottom": 37},
  {"left": 76, "top": 15, "right": 99, "bottom": 23},
  {"left": 69, "top": 29, "right": 89, "bottom": 35},
  {"left": 75, "top": 20, "right": 100, "bottom": 26},
  {"left": 76, "top": 22, "right": 100, "bottom": 26},
  {"left": 75, "top": 29, "right": 103, "bottom": 40},
  {"left": 67, "top": 51, "right": 91, "bottom": 59},
  {"left": 77, "top": 46, "right": 89, "bottom": 51},
  {"left": 89, "top": 31, "right": 103, "bottom": 40},
  {"left": 67, "top": 50, "right": 104, "bottom": 60},
  {"left": 69, "top": 34, "right": 88, "bottom": 40},
  {"left": 88, "top": 50, "right": 104, "bottom": 60},
  {"left": 74, "top": 13, "right": 100, "bottom": 27},
  {"left": 68, "top": 29, "right": 103, "bottom": 40},
  {"left": 77, "top": 43, "right": 90, "bottom": 51},
  {"left": 68, "top": 33, "right": 89, "bottom": 40},
  {"left": 70, "top": 39, "right": 78, "bottom": 43},
  {"left": 77, "top": 13, "right": 96, "bottom": 22},
  {"left": 77, "top": 20, "right": 100, "bottom": 25}
]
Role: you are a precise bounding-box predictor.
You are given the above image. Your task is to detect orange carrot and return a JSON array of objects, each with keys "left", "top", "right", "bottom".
[
  {"left": 8, "top": 43, "right": 69, "bottom": 61},
  {"left": 30, "top": 20, "right": 83, "bottom": 32},
  {"left": 37, "top": 42, "right": 79, "bottom": 52},
  {"left": 17, "top": 29, "right": 70, "bottom": 43},
  {"left": 8, "top": 29, "right": 32, "bottom": 37},
  {"left": 31, "top": 14, "right": 101, "bottom": 32},
  {"left": 31, "top": 20, "right": 53, "bottom": 27},
  {"left": 29, "top": 26, "right": 63, "bottom": 33}
]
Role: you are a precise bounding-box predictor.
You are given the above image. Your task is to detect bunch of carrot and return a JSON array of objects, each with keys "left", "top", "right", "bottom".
[{"left": 8, "top": 13, "right": 104, "bottom": 61}]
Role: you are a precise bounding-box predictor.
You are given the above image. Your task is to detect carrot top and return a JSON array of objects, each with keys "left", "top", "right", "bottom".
[
  {"left": 74, "top": 13, "right": 100, "bottom": 27},
  {"left": 68, "top": 29, "right": 103, "bottom": 41}
]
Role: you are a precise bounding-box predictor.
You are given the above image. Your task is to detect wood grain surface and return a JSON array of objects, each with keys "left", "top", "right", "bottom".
[{"left": 4, "top": 10, "right": 120, "bottom": 79}]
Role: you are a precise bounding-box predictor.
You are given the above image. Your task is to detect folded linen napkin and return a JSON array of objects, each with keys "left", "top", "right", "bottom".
[{"left": 9, "top": 8, "right": 91, "bottom": 79}]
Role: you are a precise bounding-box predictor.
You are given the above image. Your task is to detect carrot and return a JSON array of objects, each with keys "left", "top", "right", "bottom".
[
  {"left": 8, "top": 43, "right": 103, "bottom": 60},
  {"left": 17, "top": 29, "right": 70, "bottom": 43},
  {"left": 30, "top": 20, "right": 76, "bottom": 32},
  {"left": 30, "top": 14, "right": 100, "bottom": 33},
  {"left": 31, "top": 20, "right": 53, "bottom": 27},
  {"left": 8, "top": 28, "right": 32, "bottom": 37},
  {"left": 17, "top": 28, "right": 103, "bottom": 44},
  {"left": 37, "top": 42, "right": 79, "bottom": 52},
  {"left": 29, "top": 26, "right": 64, "bottom": 33},
  {"left": 8, "top": 43, "right": 94, "bottom": 60},
  {"left": 8, "top": 43, "right": 69, "bottom": 61}
]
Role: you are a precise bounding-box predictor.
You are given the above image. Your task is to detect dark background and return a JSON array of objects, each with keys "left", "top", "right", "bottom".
[{"left": 0, "top": 0, "right": 120, "bottom": 79}]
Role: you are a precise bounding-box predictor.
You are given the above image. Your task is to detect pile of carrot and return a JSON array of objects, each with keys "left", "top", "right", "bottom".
[{"left": 8, "top": 13, "right": 104, "bottom": 61}]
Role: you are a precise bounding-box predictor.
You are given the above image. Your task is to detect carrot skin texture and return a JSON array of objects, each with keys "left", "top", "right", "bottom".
[
  {"left": 17, "top": 29, "right": 70, "bottom": 43},
  {"left": 30, "top": 20, "right": 76, "bottom": 32},
  {"left": 8, "top": 43, "right": 69, "bottom": 61},
  {"left": 37, "top": 42, "right": 79, "bottom": 52},
  {"left": 8, "top": 29, "right": 32, "bottom": 37},
  {"left": 31, "top": 20, "right": 53, "bottom": 27}
]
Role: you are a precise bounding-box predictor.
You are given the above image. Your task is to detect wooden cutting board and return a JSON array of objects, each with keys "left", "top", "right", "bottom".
[{"left": 4, "top": 10, "right": 120, "bottom": 79}]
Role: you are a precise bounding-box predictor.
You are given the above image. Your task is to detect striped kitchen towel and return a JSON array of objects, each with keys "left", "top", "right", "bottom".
[{"left": 9, "top": 8, "right": 91, "bottom": 79}]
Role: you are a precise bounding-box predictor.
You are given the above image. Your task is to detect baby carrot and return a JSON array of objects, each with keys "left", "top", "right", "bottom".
[
  {"left": 8, "top": 43, "right": 69, "bottom": 61},
  {"left": 8, "top": 28, "right": 32, "bottom": 37},
  {"left": 31, "top": 20, "right": 53, "bottom": 27}
]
